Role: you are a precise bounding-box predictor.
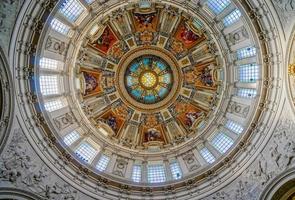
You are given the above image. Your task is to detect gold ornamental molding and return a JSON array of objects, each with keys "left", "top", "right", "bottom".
[{"left": 288, "top": 63, "right": 295, "bottom": 76}]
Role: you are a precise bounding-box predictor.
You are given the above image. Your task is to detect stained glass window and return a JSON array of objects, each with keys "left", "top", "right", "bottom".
[
  {"left": 125, "top": 55, "right": 173, "bottom": 104},
  {"left": 50, "top": 18, "right": 70, "bottom": 35},
  {"left": 63, "top": 130, "right": 80, "bottom": 146},
  {"left": 207, "top": 0, "right": 231, "bottom": 14},
  {"left": 211, "top": 132, "right": 234, "bottom": 153},
  {"left": 200, "top": 147, "right": 216, "bottom": 164},
  {"left": 223, "top": 9, "right": 241, "bottom": 27},
  {"left": 131, "top": 165, "right": 142, "bottom": 182},
  {"left": 237, "top": 88, "right": 257, "bottom": 98},
  {"left": 75, "top": 142, "right": 97, "bottom": 163},
  {"left": 60, "top": 0, "right": 84, "bottom": 22},
  {"left": 170, "top": 162, "right": 182, "bottom": 180},
  {"left": 147, "top": 164, "right": 166, "bottom": 183},
  {"left": 237, "top": 47, "right": 256, "bottom": 60},
  {"left": 238, "top": 64, "right": 259, "bottom": 83},
  {"left": 225, "top": 120, "right": 244, "bottom": 135},
  {"left": 39, "top": 75, "right": 59, "bottom": 95},
  {"left": 96, "top": 155, "right": 110, "bottom": 172}
]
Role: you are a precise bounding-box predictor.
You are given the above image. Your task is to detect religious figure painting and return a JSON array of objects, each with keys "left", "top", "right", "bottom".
[
  {"left": 174, "top": 102, "right": 205, "bottom": 131},
  {"left": 99, "top": 107, "right": 128, "bottom": 137},
  {"left": 184, "top": 62, "right": 217, "bottom": 90},
  {"left": 174, "top": 21, "right": 203, "bottom": 50},
  {"left": 144, "top": 128, "right": 162, "bottom": 142},
  {"left": 168, "top": 20, "right": 205, "bottom": 58},
  {"left": 133, "top": 12, "right": 157, "bottom": 32},
  {"left": 80, "top": 68, "right": 103, "bottom": 98},
  {"left": 89, "top": 26, "right": 119, "bottom": 55},
  {"left": 140, "top": 114, "right": 166, "bottom": 145}
]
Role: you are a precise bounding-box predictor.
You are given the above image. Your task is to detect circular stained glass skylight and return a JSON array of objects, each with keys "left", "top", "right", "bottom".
[{"left": 124, "top": 55, "right": 173, "bottom": 104}]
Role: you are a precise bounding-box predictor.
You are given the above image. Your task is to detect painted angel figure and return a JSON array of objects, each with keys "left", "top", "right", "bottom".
[
  {"left": 146, "top": 128, "right": 161, "bottom": 141},
  {"left": 185, "top": 111, "right": 202, "bottom": 127},
  {"left": 107, "top": 116, "right": 117, "bottom": 132}
]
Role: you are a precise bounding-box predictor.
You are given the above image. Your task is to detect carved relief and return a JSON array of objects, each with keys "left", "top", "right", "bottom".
[
  {"left": 54, "top": 113, "right": 76, "bottom": 130},
  {"left": 226, "top": 27, "right": 249, "bottom": 46},
  {"left": 272, "top": 0, "right": 295, "bottom": 11},
  {"left": 0, "top": 129, "right": 79, "bottom": 199},
  {"left": 272, "top": 0, "right": 295, "bottom": 26},
  {"left": 113, "top": 157, "right": 128, "bottom": 177},
  {"left": 45, "top": 35, "right": 68, "bottom": 55},
  {"left": 227, "top": 101, "right": 250, "bottom": 118},
  {"left": 204, "top": 119, "right": 295, "bottom": 200},
  {"left": 182, "top": 152, "right": 199, "bottom": 171}
]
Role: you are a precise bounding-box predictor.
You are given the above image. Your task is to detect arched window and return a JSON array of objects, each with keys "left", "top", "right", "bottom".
[
  {"left": 170, "top": 162, "right": 182, "bottom": 180},
  {"left": 223, "top": 9, "right": 241, "bottom": 27},
  {"left": 96, "top": 155, "right": 110, "bottom": 172},
  {"left": 211, "top": 132, "right": 234, "bottom": 153},
  {"left": 200, "top": 147, "right": 216, "bottom": 164},
  {"left": 50, "top": 18, "right": 70, "bottom": 35},
  {"left": 75, "top": 142, "right": 97, "bottom": 163},
  {"left": 207, "top": 0, "right": 231, "bottom": 14},
  {"left": 131, "top": 165, "right": 142, "bottom": 182},
  {"left": 63, "top": 130, "right": 80, "bottom": 146},
  {"left": 147, "top": 164, "right": 166, "bottom": 183}
]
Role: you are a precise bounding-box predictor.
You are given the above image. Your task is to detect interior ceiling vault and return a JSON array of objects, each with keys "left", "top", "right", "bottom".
[{"left": 1, "top": 0, "right": 295, "bottom": 199}]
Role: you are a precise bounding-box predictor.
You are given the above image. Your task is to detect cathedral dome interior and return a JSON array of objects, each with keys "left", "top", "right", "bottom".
[{"left": 1, "top": 0, "right": 295, "bottom": 199}]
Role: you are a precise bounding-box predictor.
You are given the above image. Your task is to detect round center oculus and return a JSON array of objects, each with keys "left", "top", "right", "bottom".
[
  {"left": 140, "top": 71, "right": 158, "bottom": 89},
  {"left": 124, "top": 55, "right": 174, "bottom": 104}
]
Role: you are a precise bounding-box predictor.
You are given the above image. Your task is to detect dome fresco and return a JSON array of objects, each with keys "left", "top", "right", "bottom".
[
  {"left": 26, "top": 0, "right": 276, "bottom": 195},
  {"left": 77, "top": 7, "right": 222, "bottom": 150}
]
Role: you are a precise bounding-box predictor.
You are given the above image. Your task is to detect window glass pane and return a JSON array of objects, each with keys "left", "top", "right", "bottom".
[
  {"left": 75, "top": 142, "right": 97, "bottom": 163},
  {"left": 40, "top": 58, "right": 59, "bottom": 70},
  {"left": 223, "top": 9, "right": 241, "bottom": 27},
  {"left": 44, "top": 99, "right": 66, "bottom": 112},
  {"left": 236, "top": 46, "right": 256, "bottom": 60},
  {"left": 50, "top": 18, "right": 70, "bottom": 34},
  {"left": 237, "top": 88, "right": 257, "bottom": 98},
  {"left": 211, "top": 132, "right": 234, "bottom": 153},
  {"left": 170, "top": 162, "right": 182, "bottom": 180},
  {"left": 39, "top": 75, "right": 59, "bottom": 95},
  {"left": 200, "top": 147, "right": 215, "bottom": 164},
  {"left": 96, "top": 155, "right": 110, "bottom": 172},
  {"left": 193, "top": 18, "right": 204, "bottom": 29},
  {"left": 85, "top": 0, "right": 94, "bottom": 3},
  {"left": 225, "top": 120, "right": 244, "bottom": 134},
  {"left": 63, "top": 130, "right": 80, "bottom": 146},
  {"left": 147, "top": 164, "right": 166, "bottom": 183},
  {"left": 60, "top": 0, "right": 84, "bottom": 22},
  {"left": 238, "top": 64, "right": 259, "bottom": 83},
  {"left": 139, "top": 1, "right": 152, "bottom": 8},
  {"left": 207, "top": 0, "right": 231, "bottom": 14},
  {"left": 131, "top": 165, "right": 142, "bottom": 183}
]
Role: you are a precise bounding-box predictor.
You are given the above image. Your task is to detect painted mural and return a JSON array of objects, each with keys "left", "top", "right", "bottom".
[
  {"left": 132, "top": 11, "right": 159, "bottom": 44},
  {"left": 184, "top": 62, "right": 217, "bottom": 90},
  {"left": 173, "top": 101, "right": 205, "bottom": 131},
  {"left": 140, "top": 114, "right": 166, "bottom": 146},
  {"left": 80, "top": 4, "right": 222, "bottom": 149},
  {"left": 168, "top": 19, "right": 206, "bottom": 58},
  {"left": 98, "top": 104, "right": 129, "bottom": 137},
  {"left": 89, "top": 26, "right": 118, "bottom": 55},
  {"left": 80, "top": 68, "right": 103, "bottom": 98}
]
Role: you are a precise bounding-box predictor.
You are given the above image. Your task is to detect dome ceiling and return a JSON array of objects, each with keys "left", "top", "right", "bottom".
[
  {"left": 14, "top": 0, "right": 283, "bottom": 197},
  {"left": 77, "top": 4, "right": 223, "bottom": 151}
]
